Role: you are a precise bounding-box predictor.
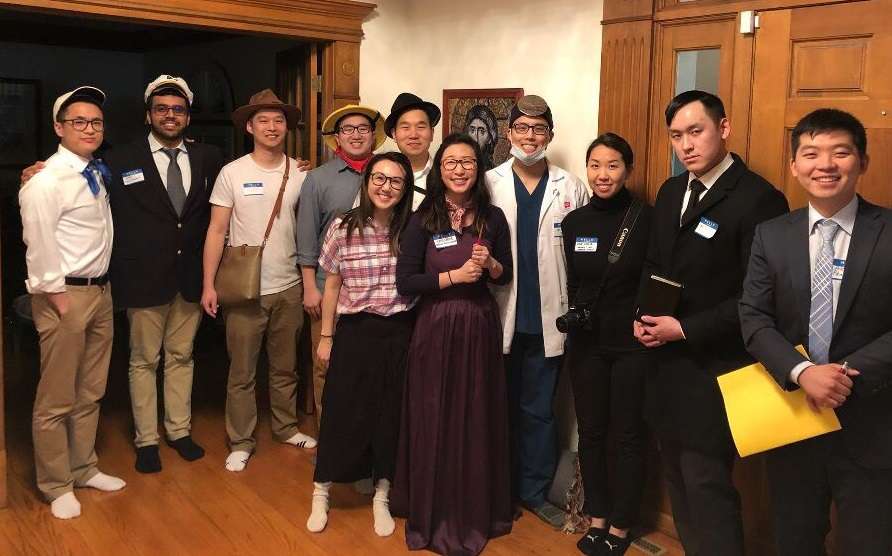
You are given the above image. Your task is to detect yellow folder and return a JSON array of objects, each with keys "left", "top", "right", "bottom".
[{"left": 717, "top": 346, "right": 841, "bottom": 457}]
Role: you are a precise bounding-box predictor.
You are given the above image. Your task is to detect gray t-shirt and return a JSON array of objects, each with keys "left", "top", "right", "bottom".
[{"left": 296, "top": 156, "right": 362, "bottom": 291}]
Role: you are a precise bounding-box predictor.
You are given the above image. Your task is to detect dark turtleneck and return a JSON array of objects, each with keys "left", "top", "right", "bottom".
[{"left": 560, "top": 186, "right": 652, "bottom": 350}]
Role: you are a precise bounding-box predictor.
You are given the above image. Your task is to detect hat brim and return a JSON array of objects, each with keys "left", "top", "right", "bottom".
[
  {"left": 232, "top": 104, "right": 302, "bottom": 132},
  {"left": 321, "top": 105, "right": 386, "bottom": 152},
  {"left": 384, "top": 101, "right": 441, "bottom": 138}
]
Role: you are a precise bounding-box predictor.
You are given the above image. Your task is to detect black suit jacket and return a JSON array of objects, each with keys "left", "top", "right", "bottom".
[
  {"left": 641, "top": 153, "right": 790, "bottom": 454},
  {"left": 739, "top": 197, "right": 892, "bottom": 468},
  {"left": 105, "top": 137, "right": 224, "bottom": 308}
]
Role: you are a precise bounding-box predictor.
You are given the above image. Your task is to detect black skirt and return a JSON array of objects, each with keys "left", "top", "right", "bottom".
[{"left": 314, "top": 310, "right": 414, "bottom": 483}]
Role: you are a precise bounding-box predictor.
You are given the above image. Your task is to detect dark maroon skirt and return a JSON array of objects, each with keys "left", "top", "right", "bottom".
[{"left": 392, "top": 290, "right": 512, "bottom": 556}]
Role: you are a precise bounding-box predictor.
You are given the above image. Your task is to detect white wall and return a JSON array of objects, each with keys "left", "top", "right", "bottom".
[{"left": 359, "top": 0, "right": 604, "bottom": 179}]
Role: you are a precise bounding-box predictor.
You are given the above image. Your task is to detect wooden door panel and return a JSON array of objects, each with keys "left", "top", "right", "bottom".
[{"left": 750, "top": 0, "right": 892, "bottom": 208}]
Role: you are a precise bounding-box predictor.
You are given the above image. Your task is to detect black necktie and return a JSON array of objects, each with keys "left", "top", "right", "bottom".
[{"left": 681, "top": 179, "right": 706, "bottom": 225}]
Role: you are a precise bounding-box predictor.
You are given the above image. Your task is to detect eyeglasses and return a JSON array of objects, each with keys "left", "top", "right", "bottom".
[
  {"left": 62, "top": 118, "right": 104, "bottom": 132},
  {"left": 442, "top": 158, "right": 477, "bottom": 171},
  {"left": 370, "top": 172, "right": 405, "bottom": 190},
  {"left": 152, "top": 104, "right": 188, "bottom": 116},
  {"left": 511, "top": 122, "right": 550, "bottom": 136},
  {"left": 338, "top": 124, "right": 372, "bottom": 135}
]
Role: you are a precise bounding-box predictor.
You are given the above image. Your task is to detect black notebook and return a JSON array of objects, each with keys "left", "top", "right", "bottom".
[{"left": 636, "top": 274, "right": 683, "bottom": 319}]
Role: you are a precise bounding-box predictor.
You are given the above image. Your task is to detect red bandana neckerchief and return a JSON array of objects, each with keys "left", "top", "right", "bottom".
[{"left": 335, "top": 147, "right": 372, "bottom": 173}]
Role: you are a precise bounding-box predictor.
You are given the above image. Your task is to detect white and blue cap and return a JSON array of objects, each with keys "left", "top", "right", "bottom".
[
  {"left": 144, "top": 74, "right": 194, "bottom": 105},
  {"left": 53, "top": 86, "right": 106, "bottom": 121}
]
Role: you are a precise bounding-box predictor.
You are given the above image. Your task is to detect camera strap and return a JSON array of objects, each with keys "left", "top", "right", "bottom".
[{"left": 573, "top": 197, "right": 644, "bottom": 307}]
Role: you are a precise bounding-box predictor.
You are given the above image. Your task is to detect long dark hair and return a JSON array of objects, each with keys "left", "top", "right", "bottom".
[
  {"left": 464, "top": 104, "right": 498, "bottom": 169},
  {"left": 339, "top": 151, "right": 414, "bottom": 256},
  {"left": 418, "top": 133, "right": 492, "bottom": 236}
]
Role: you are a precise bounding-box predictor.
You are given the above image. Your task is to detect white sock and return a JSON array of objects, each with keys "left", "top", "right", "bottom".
[
  {"left": 225, "top": 450, "right": 251, "bottom": 472},
  {"left": 306, "top": 482, "right": 331, "bottom": 533},
  {"left": 50, "top": 492, "right": 81, "bottom": 520},
  {"left": 83, "top": 472, "right": 126, "bottom": 492},
  {"left": 372, "top": 479, "right": 395, "bottom": 537},
  {"left": 284, "top": 431, "right": 317, "bottom": 449}
]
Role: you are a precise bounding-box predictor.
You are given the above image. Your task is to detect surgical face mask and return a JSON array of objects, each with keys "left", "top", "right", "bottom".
[{"left": 510, "top": 143, "right": 547, "bottom": 166}]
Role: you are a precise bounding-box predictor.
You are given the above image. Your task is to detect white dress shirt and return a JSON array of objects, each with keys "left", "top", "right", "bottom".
[
  {"left": 680, "top": 152, "right": 734, "bottom": 224},
  {"left": 20, "top": 144, "right": 114, "bottom": 293},
  {"left": 148, "top": 132, "right": 191, "bottom": 195},
  {"left": 411, "top": 154, "right": 433, "bottom": 211},
  {"left": 789, "top": 195, "right": 859, "bottom": 384}
]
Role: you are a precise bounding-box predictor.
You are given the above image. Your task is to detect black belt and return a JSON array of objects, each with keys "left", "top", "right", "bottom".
[{"left": 65, "top": 274, "right": 109, "bottom": 286}]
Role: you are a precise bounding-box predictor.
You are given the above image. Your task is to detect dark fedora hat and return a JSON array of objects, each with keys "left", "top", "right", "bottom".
[
  {"left": 232, "top": 89, "right": 301, "bottom": 131},
  {"left": 384, "top": 92, "right": 441, "bottom": 138}
]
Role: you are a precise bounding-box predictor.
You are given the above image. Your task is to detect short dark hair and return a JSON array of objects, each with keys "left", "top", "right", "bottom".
[
  {"left": 335, "top": 112, "right": 375, "bottom": 131},
  {"left": 145, "top": 87, "right": 190, "bottom": 112},
  {"left": 585, "top": 132, "right": 634, "bottom": 168},
  {"left": 56, "top": 96, "right": 103, "bottom": 123},
  {"left": 791, "top": 108, "right": 867, "bottom": 160},
  {"left": 665, "top": 90, "right": 726, "bottom": 127}
]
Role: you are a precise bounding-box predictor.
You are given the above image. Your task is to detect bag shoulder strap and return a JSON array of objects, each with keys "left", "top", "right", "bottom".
[{"left": 262, "top": 156, "right": 290, "bottom": 247}]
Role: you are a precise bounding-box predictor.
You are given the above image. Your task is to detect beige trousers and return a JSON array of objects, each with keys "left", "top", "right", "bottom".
[
  {"left": 224, "top": 283, "right": 304, "bottom": 452},
  {"left": 31, "top": 285, "right": 113, "bottom": 501},
  {"left": 127, "top": 294, "right": 203, "bottom": 447}
]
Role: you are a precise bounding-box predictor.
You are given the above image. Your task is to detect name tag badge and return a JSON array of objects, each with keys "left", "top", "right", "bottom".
[
  {"left": 694, "top": 216, "right": 719, "bottom": 239},
  {"left": 433, "top": 231, "right": 458, "bottom": 250},
  {"left": 122, "top": 169, "right": 145, "bottom": 186},
  {"left": 832, "top": 258, "right": 846, "bottom": 280},
  {"left": 553, "top": 216, "right": 564, "bottom": 238},
  {"left": 242, "top": 182, "right": 264, "bottom": 196},
  {"left": 575, "top": 236, "right": 598, "bottom": 253}
]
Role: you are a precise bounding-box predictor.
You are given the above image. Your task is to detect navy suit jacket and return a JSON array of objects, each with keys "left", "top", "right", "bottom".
[{"left": 740, "top": 197, "right": 892, "bottom": 468}]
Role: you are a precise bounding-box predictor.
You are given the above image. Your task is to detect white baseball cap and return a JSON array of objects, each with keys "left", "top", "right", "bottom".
[
  {"left": 144, "top": 74, "right": 194, "bottom": 105},
  {"left": 52, "top": 86, "right": 106, "bottom": 121}
]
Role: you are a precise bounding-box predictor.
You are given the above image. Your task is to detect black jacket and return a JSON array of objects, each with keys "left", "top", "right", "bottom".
[
  {"left": 641, "top": 153, "right": 789, "bottom": 454},
  {"left": 105, "top": 136, "right": 224, "bottom": 308},
  {"left": 740, "top": 198, "right": 892, "bottom": 468}
]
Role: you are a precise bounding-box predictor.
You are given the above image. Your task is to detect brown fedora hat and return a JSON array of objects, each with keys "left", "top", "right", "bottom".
[{"left": 232, "top": 89, "right": 301, "bottom": 131}]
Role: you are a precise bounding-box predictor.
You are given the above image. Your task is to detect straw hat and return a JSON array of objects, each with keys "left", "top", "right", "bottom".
[{"left": 321, "top": 104, "right": 386, "bottom": 152}]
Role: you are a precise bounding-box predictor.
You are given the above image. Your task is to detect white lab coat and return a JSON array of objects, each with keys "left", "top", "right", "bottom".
[{"left": 486, "top": 157, "right": 590, "bottom": 357}]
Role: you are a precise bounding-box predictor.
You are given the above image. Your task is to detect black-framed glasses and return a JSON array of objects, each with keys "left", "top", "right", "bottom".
[
  {"left": 511, "top": 122, "right": 550, "bottom": 136},
  {"left": 442, "top": 158, "right": 477, "bottom": 171},
  {"left": 338, "top": 124, "right": 372, "bottom": 135},
  {"left": 152, "top": 104, "right": 188, "bottom": 116},
  {"left": 370, "top": 172, "right": 405, "bottom": 190},
  {"left": 62, "top": 118, "right": 104, "bottom": 132}
]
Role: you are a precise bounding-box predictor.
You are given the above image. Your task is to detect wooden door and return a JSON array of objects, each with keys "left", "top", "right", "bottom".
[
  {"left": 647, "top": 15, "right": 755, "bottom": 201},
  {"left": 749, "top": 0, "right": 892, "bottom": 209}
]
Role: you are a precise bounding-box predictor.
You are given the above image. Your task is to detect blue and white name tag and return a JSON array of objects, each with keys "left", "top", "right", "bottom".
[
  {"left": 832, "top": 259, "right": 846, "bottom": 280},
  {"left": 553, "top": 216, "right": 564, "bottom": 238},
  {"left": 575, "top": 236, "right": 598, "bottom": 253},
  {"left": 122, "top": 169, "right": 145, "bottom": 186},
  {"left": 242, "top": 182, "right": 264, "bottom": 196},
  {"left": 694, "top": 216, "right": 719, "bottom": 239},
  {"left": 433, "top": 231, "right": 458, "bottom": 249}
]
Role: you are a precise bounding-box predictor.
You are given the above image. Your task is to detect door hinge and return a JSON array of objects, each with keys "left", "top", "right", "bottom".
[{"left": 310, "top": 75, "right": 323, "bottom": 93}]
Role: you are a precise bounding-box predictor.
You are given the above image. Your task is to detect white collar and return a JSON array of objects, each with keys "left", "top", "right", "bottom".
[
  {"left": 808, "top": 195, "right": 858, "bottom": 237},
  {"left": 688, "top": 152, "right": 733, "bottom": 190},
  {"left": 414, "top": 154, "right": 433, "bottom": 180},
  {"left": 56, "top": 144, "right": 91, "bottom": 172},
  {"left": 148, "top": 131, "right": 187, "bottom": 154}
]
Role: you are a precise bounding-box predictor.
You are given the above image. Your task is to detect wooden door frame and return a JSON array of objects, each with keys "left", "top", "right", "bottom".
[{"left": 0, "top": 0, "right": 376, "bottom": 510}]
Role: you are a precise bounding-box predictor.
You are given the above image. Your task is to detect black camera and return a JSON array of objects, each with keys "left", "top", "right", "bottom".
[{"left": 555, "top": 304, "right": 592, "bottom": 333}]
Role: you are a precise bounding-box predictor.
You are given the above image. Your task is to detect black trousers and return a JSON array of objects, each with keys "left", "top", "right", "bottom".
[
  {"left": 660, "top": 439, "right": 743, "bottom": 556},
  {"left": 766, "top": 432, "right": 892, "bottom": 556},
  {"left": 568, "top": 338, "right": 649, "bottom": 529}
]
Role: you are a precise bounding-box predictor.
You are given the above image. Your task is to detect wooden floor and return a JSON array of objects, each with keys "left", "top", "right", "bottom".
[{"left": 0, "top": 317, "right": 684, "bottom": 556}]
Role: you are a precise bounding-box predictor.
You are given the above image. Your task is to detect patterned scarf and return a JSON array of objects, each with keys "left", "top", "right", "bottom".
[
  {"left": 445, "top": 197, "right": 472, "bottom": 233},
  {"left": 335, "top": 146, "right": 372, "bottom": 173}
]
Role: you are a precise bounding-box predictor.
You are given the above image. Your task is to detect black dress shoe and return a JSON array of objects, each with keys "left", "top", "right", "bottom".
[
  {"left": 169, "top": 435, "right": 205, "bottom": 461},
  {"left": 577, "top": 526, "right": 607, "bottom": 555},
  {"left": 135, "top": 445, "right": 162, "bottom": 473}
]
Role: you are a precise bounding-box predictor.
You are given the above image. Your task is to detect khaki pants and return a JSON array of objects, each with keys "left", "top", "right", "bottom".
[
  {"left": 224, "top": 283, "right": 304, "bottom": 452},
  {"left": 31, "top": 285, "right": 113, "bottom": 501},
  {"left": 310, "top": 317, "right": 328, "bottom": 428},
  {"left": 127, "top": 294, "right": 202, "bottom": 447}
]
